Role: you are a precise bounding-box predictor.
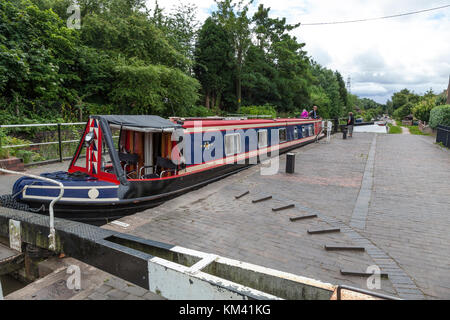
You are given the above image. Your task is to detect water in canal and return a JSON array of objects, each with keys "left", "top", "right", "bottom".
[{"left": 1, "top": 274, "right": 26, "bottom": 297}]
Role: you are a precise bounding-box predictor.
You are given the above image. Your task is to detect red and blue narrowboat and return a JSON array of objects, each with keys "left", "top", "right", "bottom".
[{"left": 10, "top": 115, "right": 324, "bottom": 223}]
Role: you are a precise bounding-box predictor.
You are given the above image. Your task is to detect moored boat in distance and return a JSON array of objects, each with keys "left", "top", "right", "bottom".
[{"left": 10, "top": 115, "right": 324, "bottom": 223}]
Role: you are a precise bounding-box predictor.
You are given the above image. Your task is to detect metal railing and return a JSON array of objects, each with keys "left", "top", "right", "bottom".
[
  {"left": 0, "top": 168, "right": 64, "bottom": 251},
  {"left": 436, "top": 125, "right": 450, "bottom": 148},
  {"left": 0, "top": 122, "right": 86, "bottom": 166}
]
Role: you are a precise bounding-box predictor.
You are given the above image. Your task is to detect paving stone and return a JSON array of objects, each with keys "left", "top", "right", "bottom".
[
  {"left": 123, "top": 284, "right": 148, "bottom": 297},
  {"left": 88, "top": 292, "right": 108, "bottom": 300},
  {"left": 104, "top": 277, "right": 128, "bottom": 291},
  {"left": 106, "top": 288, "right": 129, "bottom": 300},
  {"left": 105, "top": 133, "right": 397, "bottom": 296},
  {"left": 95, "top": 284, "right": 113, "bottom": 294},
  {"left": 123, "top": 294, "right": 145, "bottom": 300},
  {"left": 143, "top": 291, "right": 166, "bottom": 300}
]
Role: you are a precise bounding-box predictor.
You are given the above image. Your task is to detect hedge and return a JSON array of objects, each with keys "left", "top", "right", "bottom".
[
  {"left": 429, "top": 105, "right": 450, "bottom": 129},
  {"left": 240, "top": 105, "right": 277, "bottom": 118}
]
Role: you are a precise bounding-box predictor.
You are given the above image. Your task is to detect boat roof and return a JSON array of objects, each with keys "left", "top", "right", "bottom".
[
  {"left": 92, "top": 115, "right": 182, "bottom": 132},
  {"left": 92, "top": 115, "right": 318, "bottom": 132},
  {"left": 182, "top": 118, "right": 317, "bottom": 128}
]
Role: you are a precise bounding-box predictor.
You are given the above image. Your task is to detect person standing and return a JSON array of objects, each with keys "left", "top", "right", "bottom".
[
  {"left": 347, "top": 112, "right": 355, "bottom": 138},
  {"left": 309, "top": 106, "right": 319, "bottom": 119},
  {"left": 301, "top": 109, "right": 309, "bottom": 119}
]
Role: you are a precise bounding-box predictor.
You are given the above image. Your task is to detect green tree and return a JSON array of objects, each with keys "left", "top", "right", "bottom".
[
  {"left": 412, "top": 96, "right": 436, "bottom": 123},
  {"left": 391, "top": 89, "right": 420, "bottom": 110},
  {"left": 194, "top": 17, "right": 234, "bottom": 109},
  {"left": 149, "top": 1, "right": 199, "bottom": 71},
  {"left": 110, "top": 62, "right": 199, "bottom": 116},
  {"left": 0, "top": 0, "right": 80, "bottom": 117},
  {"left": 213, "top": 0, "right": 253, "bottom": 111},
  {"left": 335, "top": 71, "right": 349, "bottom": 109},
  {"left": 310, "top": 62, "right": 342, "bottom": 119}
]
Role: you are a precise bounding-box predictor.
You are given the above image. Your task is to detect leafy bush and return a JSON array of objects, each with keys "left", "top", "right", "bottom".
[
  {"left": 429, "top": 105, "right": 450, "bottom": 129},
  {"left": 412, "top": 97, "right": 435, "bottom": 122},
  {"left": 393, "top": 103, "right": 413, "bottom": 121},
  {"left": 84, "top": 103, "right": 117, "bottom": 116},
  {"left": 185, "top": 106, "right": 216, "bottom": 117},
  {"left": 435, "top": 93, "right": 448, "bottom": 106},
  {"left": 0, "top": 130, "right": 8, "bottom": 159},
  {"left": 0, "top": 135, "right": 41, "bottom": 163},
  {"left": 240, "top": 105, "right": 277, "bottom": 118}
]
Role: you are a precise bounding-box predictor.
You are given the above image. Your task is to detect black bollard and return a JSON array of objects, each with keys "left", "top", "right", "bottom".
[
  {"left": 341, "top": 125, "right": 348, "bottom": 139},
  {"left": 286, "top": 153, "right": 295, "bottom": 173}
]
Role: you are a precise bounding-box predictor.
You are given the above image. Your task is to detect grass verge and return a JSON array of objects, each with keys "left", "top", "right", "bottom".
[
  {"left": 388, "top": 123, "right": 402, "bottom": 134},
  {"left": 403, "top": 125, "right": 429, "bottom": 135}
]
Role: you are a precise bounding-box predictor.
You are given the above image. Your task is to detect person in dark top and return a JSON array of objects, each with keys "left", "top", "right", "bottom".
[
  {"left": 309, "top": 106, "right": 319, "bottom": 119},
  {"left": 347, "top": 112, "right": 355, "bottom": 138}
]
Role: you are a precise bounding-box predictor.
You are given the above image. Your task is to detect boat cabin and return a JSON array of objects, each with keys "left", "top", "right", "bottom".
[
  {"left": 68, "top": 115, "right": 322, "bottom": 186},
  {"left": 69, "top": 115, "right": 183, "bottom": 185}
]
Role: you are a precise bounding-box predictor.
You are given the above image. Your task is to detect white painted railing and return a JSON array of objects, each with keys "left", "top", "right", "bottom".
[{"left": 0, "top": 168, "right": 64, "bottom": 251}]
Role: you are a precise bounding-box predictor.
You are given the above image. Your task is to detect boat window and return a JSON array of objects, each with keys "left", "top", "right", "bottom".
[
  {"left": 225, "top": 133, "right": 241, "bottom": 156},
  {"left": 294, "top": 127, "right": 299, "bottom": 140},
  {"left": 258, "top": 130, "right": 268, "bottom": 148},
  {"left": 100, "top": 139, "right": 114, "bottom": 173},
  {"left": 302, "top": 126, "right": 307, "bottom": 137},
  {"left": 279, "top": 128, "right": 287, "bottom": 143}
]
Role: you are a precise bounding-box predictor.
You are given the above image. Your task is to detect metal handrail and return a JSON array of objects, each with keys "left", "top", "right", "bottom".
[
  {"left": 0, "top": 122, "right": 87, "bottom": 165},
  {"left": 1, "top": 139, "right": 81, "bottom": 149},
  {"left": 336, "top": 285, "right": 402, "bottom": 300},
  {"left": 0, "top": 168, "right": 64, "bottom": 251},
  {"left": 437, "top": 125, "right": 450, "bottom": 132},
  {"left": 0, "top": 122, "right": 85, "bottom": 128}
]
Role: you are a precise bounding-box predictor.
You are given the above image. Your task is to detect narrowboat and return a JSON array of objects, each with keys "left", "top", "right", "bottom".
[{"left": 10, "top": 115, "right": 324, "bottom": 223}]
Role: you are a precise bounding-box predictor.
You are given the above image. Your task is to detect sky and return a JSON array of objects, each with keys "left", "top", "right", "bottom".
[{"left": 146, "top": 0, "right": 450, "bottom": 104}]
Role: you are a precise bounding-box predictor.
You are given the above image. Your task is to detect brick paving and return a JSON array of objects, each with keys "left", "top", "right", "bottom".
[
  {"left": 350, "top": 135, "right": 376, "bottom": 230},
  {"left": 105, "top": 134, "right": 388, "bottom": 295},
  {"left": 364, "top": 134, "right": 450, "bottom": 299},
  {"left": 105, "top": 132, "right": 450, "bottom": 299},
  {"left": 2, "top": 131, "right": 449, "bottom": 300}
]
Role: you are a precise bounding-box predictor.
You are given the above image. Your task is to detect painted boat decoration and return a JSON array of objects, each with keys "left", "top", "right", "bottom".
[{"left": 11, "top": 115, "right": 324, "bottom": 223}]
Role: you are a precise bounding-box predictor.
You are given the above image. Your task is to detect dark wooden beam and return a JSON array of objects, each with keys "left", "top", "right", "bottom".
[
  {"left": 235, "top": 191, "right": 250, "bottom": 199},
  {"left": 289, "top": 214, "right": 317, "bottom": 222},
  {"left": 307, "top": 228, "right": 340, "bottom": 235},
  {"left": 340, "top": 269, "right": 389, "bottom": 279},
  {"left": 272, "top": 204, "right": 295, "bottom": 212},
  {"left": 324, "top": 245, "right": 365, "bottom": 252},
  {"left": 252, "top": 196, "right": 272, "bottom": 203}
]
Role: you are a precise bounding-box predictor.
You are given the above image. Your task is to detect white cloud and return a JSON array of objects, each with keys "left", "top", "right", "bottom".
[{"left": 146, "top": 0, "right": 450, "bottom": 103}]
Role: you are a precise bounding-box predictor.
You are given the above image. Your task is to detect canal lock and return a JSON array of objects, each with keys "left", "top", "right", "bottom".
[{"left": 1, "top": 236, "right": 54, "bottom": 297}]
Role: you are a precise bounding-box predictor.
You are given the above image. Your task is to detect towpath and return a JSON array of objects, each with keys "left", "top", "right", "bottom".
[
  {"left": 104, "top": 132, "right": 450, "bottom": 299},
  {"left": 1, "top": 132, "right": 449, "bottom": 299}
]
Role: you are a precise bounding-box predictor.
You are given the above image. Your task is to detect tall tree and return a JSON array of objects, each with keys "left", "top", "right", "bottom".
[
  {"left": 213, "top": 0, "right": 253, "bottom": 111},
  {"left": 149, "top": 1, "right": 199, "bottom": 72},
  {"left": 194, "top": 17, "right": 234, "bottom": 109}
]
